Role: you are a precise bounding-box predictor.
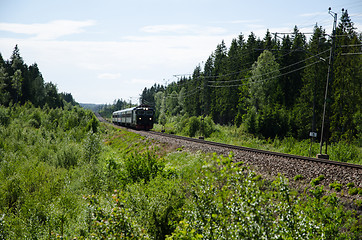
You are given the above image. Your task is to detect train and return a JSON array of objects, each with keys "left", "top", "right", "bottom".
[{"left": 112, "top": 105, "right": 154, "bottom": 130}]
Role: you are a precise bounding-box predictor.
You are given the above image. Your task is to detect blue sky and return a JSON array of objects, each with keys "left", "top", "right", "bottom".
[{"left": 0, "top": 0, "right": 361, "bottom": 104}]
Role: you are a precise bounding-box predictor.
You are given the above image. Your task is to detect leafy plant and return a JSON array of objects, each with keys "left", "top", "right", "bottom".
[
  {"left": 294, "top": 174, "right": 304, "bottom": 181},
  {"left": 123, "top": 151, "right": 164, "bottom": 183},
  {"left": 329, "top": 181, "right": 343, "bottom": 192},
  {"left": 348, "top": 188, "right": 358, "bottom": 196},
  {"left": 310, "top": 175, "right": 325, "bottom": 186}
]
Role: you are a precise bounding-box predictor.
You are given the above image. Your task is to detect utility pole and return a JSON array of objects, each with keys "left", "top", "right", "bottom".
[{"left": 318, "top": 7, "right": 337, "bottom": 159}]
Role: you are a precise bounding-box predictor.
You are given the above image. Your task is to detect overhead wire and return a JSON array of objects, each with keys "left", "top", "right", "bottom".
[
  {"left": 207, "top": 59, "right": 324, "bottom": 88},
  {"left": 175, "top": 46, "right": 321, "bottom": 84},
  {"left": 207, "top": 48, "right": 330, "bottom": 84}
]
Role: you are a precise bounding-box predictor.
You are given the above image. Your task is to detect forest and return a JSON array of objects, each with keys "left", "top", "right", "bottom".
[
  {"left": 140, "top": 10, "right": 361, "bottom": 147},
  {"left": 0, "top": 45, "right": 76, "bottom": 109}
]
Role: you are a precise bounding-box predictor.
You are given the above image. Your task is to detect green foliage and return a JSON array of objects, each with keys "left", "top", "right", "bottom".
[
  {"left": 156, "top": 115, "right": 216, "bottom": 138},
  {"left": 348, "top": 188, "right": 359, "bottom": 196},
  {"left": 0, "top": 106, "right": 10, "bottom": 126},
  {"left": 329, "top": 141, "right": 359, "bottom": 163},
  {"left": 123, "top": 151, "right": 164, "bottom": 183},
  {"left": 0, "top": 104, "right": 101, "bottom": 238},
  {"left": 330, "top": 181, "right": 343, "bottom": 192},
  {"left": 84, "top": 192, "right": 145, "bottom": 239},
  {"left": 98, "top": 98, "right": 130, "bottom": 119},
  {"left": 168, "top": 155, "right": 359, "bottom": 239},
  {"left": 294, "top": 174, "right": 304, "bottom": 181},
  {"left": 310, "top": 175, "right": 325, "bottom": 186},
  {"left": 186, "top": 116, "right": 200, "bottom": 137},
  {"left": 125, "top": 176, "right": 184, "bottom": 239}
]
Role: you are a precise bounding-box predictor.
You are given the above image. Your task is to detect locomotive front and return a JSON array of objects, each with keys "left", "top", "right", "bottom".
[{"left": 135, "top": 106, "right": 154, "bottom": 130}]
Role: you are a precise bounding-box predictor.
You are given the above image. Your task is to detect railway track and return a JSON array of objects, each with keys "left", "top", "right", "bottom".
[
  {"left": 149, "top": 130, "right": 362, "bottom": 170},
  {"left": 95, "top": 113, "right": 361, "bottom": 191}
]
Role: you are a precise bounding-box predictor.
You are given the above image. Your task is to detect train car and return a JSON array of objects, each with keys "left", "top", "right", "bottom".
[{"left": 112, "top": 105, "right": 154, "bottom": 130}]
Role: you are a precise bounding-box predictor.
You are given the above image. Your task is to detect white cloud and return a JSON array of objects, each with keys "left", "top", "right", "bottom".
[
  {"left": 141, "top": 24, "right": 227, "bottom": 35},
  {"left": 131, "top": 78, "right": 157, "bottom": 85},
  {"left": 212, "top": 19, "right": 262, "bottom": 24},
  {"left": 300, "top": 12, "right": 325, "bottom": 17},
  {"left": 0, "top": 31, "right": 236, "bottom": 103},
  {"left": 0, "top": 20, "right": 96, "bottom": 40},
  {"left": 98, "top": 73, "right": 121, "bottom": 80}
]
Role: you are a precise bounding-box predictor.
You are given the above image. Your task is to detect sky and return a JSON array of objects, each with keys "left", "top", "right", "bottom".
[{"left": 0, "top": 0, "right": 361, "bottom": 104}]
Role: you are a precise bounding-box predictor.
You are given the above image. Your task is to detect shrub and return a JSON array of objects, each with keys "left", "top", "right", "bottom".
[
  {"left": 123, "top": 151, "right": 164, "bottom": 183},
  {"left": 125, "top": 176, "right": 184, "bottom": 239},
  {"left": 186, "top": 116, "right": 200, "bottom": 137},
  {"left": 200, "top": 116, "right": 216, "bottom": 138},
  {"left": 243, "top": 107, "right": 258, "bottom": 134},
  {"left": 84, "top": 192, "right": 145, "bottom": 239},
  {"left": 83, "top": 132, "right": 101, "bottom": 164},
  {"left": 85, "top": 114, "right": 99, "bottom": 133},
  {"left": 348, "top": 188, "right": 358, "bottom": 195},
  {"left": 329, "top": 181, "right": 342, "bottom": 192},
  {"left": 56, "top": 142, "right": 82, "bottom": 169},
  {"left": 28, "top": 110, "right": 42, "bottom": 128},
  {"left": 294, "top": 174, "right": 304, "bottom": 181},
  {"left": 310, "top": 175, "right": 325, "bottom": 186},
  {"left": 346, "top": 182, "right": 355, "bottom": 189},
  {"left": 309, "top": 185, "right": 325, "bottom": 200},
  {"left": 0, "top": 106, "right": 10, "bottom": 126}
]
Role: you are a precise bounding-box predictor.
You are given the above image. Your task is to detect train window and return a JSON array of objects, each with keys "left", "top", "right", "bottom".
[
  {"left": 137, "top": 110, "right": 145, "bottom": 115},
  {"left": 146, "top": 110, "right": 153, "bottom": 116}
]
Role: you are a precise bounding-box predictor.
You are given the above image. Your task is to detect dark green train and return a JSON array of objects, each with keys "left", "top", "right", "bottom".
[{"left": 112, "top": 105, "right": 154, "bottom": 130}]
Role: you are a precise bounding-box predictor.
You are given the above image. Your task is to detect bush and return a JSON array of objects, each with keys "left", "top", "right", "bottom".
[
  {"left": 186, "top": 116, "right": 200, "bottom": 137},
  {"left": 0, "top": 106, "right": 10, "bottom": 126},
  {"left": 28, "top": 110, "right": 42, "bottom": 128},
  {"left": 56, "top": 142, "right": 82, "bottom": 169},
  {"left": 329, "top": 181, "right": 342, "bottom": 192},
  {"left": 123, "top": 151, "right": 164, "bottom": 183},
  {"left": 200, "top": 116, "right": 216, "bottom": 138},
  {"left": 125, "top": 176, "right": 184, "bottom": 239},
  {"left": 310, "top": 175, "right": 325, "bottom": 186},
  {"left": 348, "top": 188, "right": 358, "bottom": 195},
  {"left": 294, "top": 174, "right": 304, "bottom": 181}
]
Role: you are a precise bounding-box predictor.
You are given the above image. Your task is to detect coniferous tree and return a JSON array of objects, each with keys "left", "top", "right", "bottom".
[
  {"left": 0, "top": 65, "right": 10, "bottom": 105},
  {"left": 287, "top": 26, "right": 306, "bottom": 107},
  {"left": 330, "top": 9, "right": 362, "bottom": 142},
  {"left": 202, "top": 56, "right": 214, "bottom": 116},
  {"left": 11, "top": 69, "right": 22, "bottom": 103},
  {"left": 294, "top": 25, "right": 329, "bottom": 139},
  {"left": 210, "top": 41, "right": 228, "bottom": 123}
]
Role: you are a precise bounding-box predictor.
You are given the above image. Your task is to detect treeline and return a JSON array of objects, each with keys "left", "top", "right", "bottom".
[
  {"left": 0, "top": 45, "right": 77, "bottom": 108},
  {"left": 140, "top": 10, "right": 361, "bottom": 144},
  {"left": 98, "top": 98, "right": 134, "bottom": 118}
]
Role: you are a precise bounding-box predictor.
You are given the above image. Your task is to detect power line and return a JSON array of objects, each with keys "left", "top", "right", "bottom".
[
  {"left": 341, "top": 52, "right": 362, "bottom": 55},
  {"left": 340, "top": 44, "right": 362, "bottom": 47},
  {"left": 162, "top": 86, "right": 202, "bottom": 99},
  {"left": 207, "top": 59, "right": 323, "bottom": 88},
  {"left": 207, "top": 49, "right": 330, "bottom": 84},
  {"left": 174, "top": 45, "right": 317, "bottom": 81}
]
